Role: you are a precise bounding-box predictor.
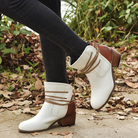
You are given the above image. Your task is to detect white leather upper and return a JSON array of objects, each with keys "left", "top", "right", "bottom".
[
  {"left": 19, "top": 82, "right": 73, "bottom": 132},
  {"left": 70, "top": 46, "right": 114, "bottom": 109}
]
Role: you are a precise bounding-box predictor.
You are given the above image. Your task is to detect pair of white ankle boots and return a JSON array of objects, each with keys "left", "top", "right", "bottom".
[{"left": 19, "top": 44, "right": 121, "bottom": 132}]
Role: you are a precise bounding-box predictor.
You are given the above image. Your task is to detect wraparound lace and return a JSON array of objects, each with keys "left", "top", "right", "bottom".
[
  {"left": 45, "top": 91, "right": 75, "bottom": 106},
  {"left": 80, "top": 42, "right": 101, "bottom": 74}
]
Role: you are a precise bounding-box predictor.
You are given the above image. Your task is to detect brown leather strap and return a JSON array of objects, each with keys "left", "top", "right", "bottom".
[
  {"left": 80, "top": 42, "right": 101, "bottom": 74},
  {"left": 45, "top": 91, "right": 75, "bottom": 106}
]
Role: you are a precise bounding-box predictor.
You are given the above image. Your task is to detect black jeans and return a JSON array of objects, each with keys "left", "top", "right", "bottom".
[{"left": 0, "top": 0, "right": 87, "bottom": 83}]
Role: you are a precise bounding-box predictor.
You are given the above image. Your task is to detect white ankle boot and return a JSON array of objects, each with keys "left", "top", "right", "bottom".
[
  {"left": 19, "top": 82, "right": 76, "bottom": 132},
  {"left": 70, "top": 44, "right": 118, "bottom": 110}
]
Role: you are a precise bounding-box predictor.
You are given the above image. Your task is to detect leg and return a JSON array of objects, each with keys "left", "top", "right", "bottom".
[
  {"left": 0, "top": 0, "right": 87, "bottom": 63},
  {"left": 38, "top": 0, "right": 68, "bottom": 83},
  {"left": 0, "top": 0, "right": 77, "bottom": 132}
]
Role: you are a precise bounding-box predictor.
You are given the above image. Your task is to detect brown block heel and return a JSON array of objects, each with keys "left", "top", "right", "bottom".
[
  {"left": 58, "top": 112, "right": 76, "bottom": 126},
  {"left": 112, "top": 49, "right": 121, "bottom": 67}
]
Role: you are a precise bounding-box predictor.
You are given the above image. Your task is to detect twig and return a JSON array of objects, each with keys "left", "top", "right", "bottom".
[{"left": 125, "top": 21, "right": 137, "bottom": 40}]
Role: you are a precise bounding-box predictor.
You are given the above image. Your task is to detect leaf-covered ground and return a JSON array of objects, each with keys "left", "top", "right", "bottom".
[{"left": 0, "top": 31, "right": 138, "bottom": 120}]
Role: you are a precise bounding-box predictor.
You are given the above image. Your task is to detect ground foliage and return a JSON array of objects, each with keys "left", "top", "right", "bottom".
[
  {"left": 62, "top": 0, "right": 138, "bottom": 41},
  {"left": 0, "top": 29, "right": 138, "bottom": 120},
  {"left": 0, "top": 12, "right": 138, "bottom": 121}
]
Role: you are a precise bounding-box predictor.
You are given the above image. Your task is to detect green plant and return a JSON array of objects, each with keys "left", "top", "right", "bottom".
[
  {"left": 62, "top": 0, "right": 138, "bottom": 41},
  {"left": 0, "top": 15, "right": 31, "bottom": 67},
  {"left": 28, "top": 61, "right": 39, "bottom": 68},
  {"left": 15, "top": 66, "right": 23, "bottom": 76}
]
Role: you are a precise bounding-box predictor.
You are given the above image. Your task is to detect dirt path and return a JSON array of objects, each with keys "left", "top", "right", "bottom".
[{"left": 0, "top": 106, "right": 138, "bottom": 138}]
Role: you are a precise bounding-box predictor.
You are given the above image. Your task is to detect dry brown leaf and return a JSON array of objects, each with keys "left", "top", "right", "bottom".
[
  {"left": 4, "top": 90, "right": 12, "bottom": 98},
  {"left": 18, "top": 100, "right": 32, "bottom": 106},
  {"left": 88, "top": 116, "right": 94, "bottom": 121},
  {"left": 59, "top": 131, "right": 73, "bottom": 136},
  {"left": 8, "top": 106, "right": 19, "bottom": 111},
  {"left": 30, "top": 106, "right": 41, "bottom": 111},
  {"left": 132, "top": 106, "right": 137, "bottom": 113},
  {"left": 23, "top": 65, "right": 29, "bottom": 70},
  {"left": 0, "top": 84, "right": 4, "bottom": 90},
  {"left": 125, "top": 80, "right": 138, "bottom": 89},
  {"left": 22, "top": 89, "right": 31, "bottom": 97},
  {"left": 33, "top": 94, "right": 44, "bottom": 105},
  {"left": 23, "top": 108, "right": 30, "bottom": 113},
  {"left": 10, "top": 74, "right": 18, "bottom": 79},
  {"left": 133, "top": 117, "right": 138, "bottom": 120},
  {"left": 116, "top": 115, "right": 125, "bottom": 120},
  {"left": 29, "top": 110, "right": 39, "bottom": 115},
  {"left": 126, "top": 100, "right": 135, "bottom": 106},
  {"left": 77, "top": 111, "right": 88, "bottom": 115},
  {"left": 23, "top": 85, "right": 32, "bottom": 89},
  {"left": 90, "top": 113, "right": 97, "bottom": 116},
  {"left": 124, "top": 108, "right": 132, "bottom": 113},
  {"left": 0, "top": 109, "right": 5, "bottom": 112},
  {"left": 2, "top": 102, "right": 15, "bottom": 108},
  {"left": 75, "top": 77, "right": 86, "bottom": 86},
  {"left": 0, "top": 72, "right": 8, "bottom": 78},
  {"left": 35, "top": 78, "right": 42, "bottom": 90},
  {"left": 0, "top": 90, "right": 12, "bottom": 99},
  {"left": 116, "top": 104, "right": 125, "bottom": 110},
  {"left": 49, "top": 131, "right": 73, "bottom": 136},
  {"left": 117, "top": 112, "right": 127, "bottom": 116},
  {"left": 119, "top": 46, "right": 127, "bottom": 53},
  {"left": 31, "top": 132, "right": 40, "bottom": 136},
  {"left": 49, "top": 132, "right": 59, "bottom": 136},
  {"left": 94, "top": 116, "right": 104, "bottom": 120}
]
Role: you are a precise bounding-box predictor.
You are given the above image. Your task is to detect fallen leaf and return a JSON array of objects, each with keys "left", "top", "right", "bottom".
[
  {"left": 29, "top": 110, "right": 39, "bottom": 115},
  {"left": 30, "top": 106, "right": 41, "bottom": 111},
  {"left": 35, "top": 78, "right": 42, "bottom": 90},
  {"left": 90, "top": 113, "right": 97, "bottom": 116},
  {"left": 18, "top": 100, "right": 32, "bottom": 106},
  {"left": 2, "top": 102, "right": 15, "bottom": 108},
  {"left": 23, "top": 65, "right": 29, "bottom": 70},
  {"left": 59, "top": 132, "right": 73, "bottom": 136},
  {"left": 31, "top": 132, "right": 40, "bottom": 136},
  {"left": 8, "top": 106, "right": 19, "bottom": 111},
  {"left": 116, "top": 104, "right": 125, "bottom": 110},
  {"left": 49, "top": 132, "right": 59, "bottom": 136},
  {"left": 23, "top": 108, "right": 30, "bottom": 113},
  {"left": 23, "top": 85, "right": 32, "bottom": 89},
  {"left": 116, "top": 115, "right": 125, "bottom": 120},
  {"left": 133, "top": 117, "right": 138, "bottom": 120},
  {"left": 0, "top": 109, "right": 5, "bottom": 112},
  {"left": 125, "top": 80, "right": 138, "bottom": 89},
  {"left": 0, "top": 84, "right": 4, "bottom": 90},
  {"left": 119, "top": 46, "right": 127, "bottom": 53},
  {"left": 94, "top": 116, "right": 104, "bottom": 120},
  {"left": 75, "top": 77, "right": 86, "bottom": 86},
  {"left": 132, "top": 106, "right": 137, "bottom": 113},
  {"left": 124, "top": 108, "right": 132, "bottom": 113},
  {"left": 77, "top": 111, "right": 88, "bottom": 115},
  {"left": 0, "top": 90, "right": 12, "bottom": 99},
  {"left": 22, "top": 89, "right": 31, "bottom": 97},
  {"left": 126, "top": 100, "right": 135, "bottom": 106},
  {"left": 117, "top": 112, "right": 127, "bottom": 116},
  {"left": 49, "top": 131, "right": 73, "bottom": 136},
  {"left": 10, "top": 74, "right": 18, "bottom": 79},
  {"left": 88, "top": 116, "right": 94, "bottom": 120}
]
